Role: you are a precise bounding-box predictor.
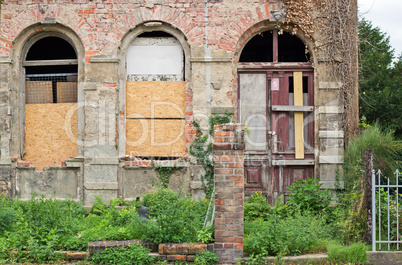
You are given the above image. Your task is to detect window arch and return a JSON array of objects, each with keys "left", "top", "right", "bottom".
[
  {"left": 21, "top": 33, "right": 79, "bottom": 170},
  {"left": 240, "top": 30, "right": 310, "bottom": 63},
  {"left": 124, "top": 30, "right": 186, "bottom": 158}
]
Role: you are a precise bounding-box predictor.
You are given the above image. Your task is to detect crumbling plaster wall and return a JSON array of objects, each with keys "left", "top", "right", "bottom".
[{"left": 0, "top": 0, "right": 355, "bottom": 203}]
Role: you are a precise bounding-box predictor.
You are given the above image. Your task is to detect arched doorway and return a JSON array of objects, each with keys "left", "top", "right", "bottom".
[{"left": 238, "top": 29, "right": 315, "bottom": 203}]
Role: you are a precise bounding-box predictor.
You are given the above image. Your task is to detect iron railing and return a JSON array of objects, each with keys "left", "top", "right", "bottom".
[{"left": 372, "top": 169, "right": 402, "bottom": 251}]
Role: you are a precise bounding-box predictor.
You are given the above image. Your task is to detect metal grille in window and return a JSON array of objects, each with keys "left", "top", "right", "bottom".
[{"left": 25, "top": 73, "right": 77, "bottom": 104}]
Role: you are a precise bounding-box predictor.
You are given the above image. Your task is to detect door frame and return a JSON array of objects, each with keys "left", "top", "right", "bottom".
[{"left": 238, "top": 65, "right": 314, "bottom": 202}]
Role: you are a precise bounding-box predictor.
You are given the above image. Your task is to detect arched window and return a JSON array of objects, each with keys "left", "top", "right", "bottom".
[
  {"left": 125, "top": 31, "right": 186, "bottom": 158},
  {"left": 240, "top": 30, "right": 310, "bottom": 62},
  {"left": 22, "top": 35, "right": 78, "bottom": 170}
]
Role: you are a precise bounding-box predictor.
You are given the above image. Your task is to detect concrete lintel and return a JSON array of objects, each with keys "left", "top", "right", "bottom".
[
  {"left": 84, "top": 182, "right": 118, "bottom": 190},
  {"left": 90, "top": 57, "right": 119, "bottom": 64},
  {"left": 0, "top": 159, "right": 12, "bottom": 165},
  {"left": 153, "top": 160, "right": 188, "bottom": 167},
  {"left": 211, "top": 106, "right": 234, "bottom": 114},
  {"left": 319, "top": 130, "right": 344, "bottom": 138},
  {"left": 190, "top": 57, "right": 232, "bottom": 63},
  {"left": 0, "top": 57, "right": 12, "bottom": 64},
  {"left": 318, "top": 106, "right": 344, "bottom": 114},
  {"left": 319, "top": 156, "right": 343, "bottom": 164},
  {"left": 90, "top": 158, "right": 119, "bottom": 165},
  {"left": 66, "top": 161, "right": 83, "bottom": 168},
  {"left": 318, "top": 82, "right": 343, "bottom": 89}
]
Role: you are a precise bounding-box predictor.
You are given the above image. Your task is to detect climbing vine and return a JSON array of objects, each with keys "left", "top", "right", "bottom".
[
  {"left": 152, "top": 162, "right": 178, "bottom": 189},
  {"left": 282, "top": 0, "right": 361, "bottom": 240},
  {"left": 190, "top": 112, "right": 233, "bottom": 199},
  {"left": 283, "top": 0, "right": 359, "bottom": 137}
]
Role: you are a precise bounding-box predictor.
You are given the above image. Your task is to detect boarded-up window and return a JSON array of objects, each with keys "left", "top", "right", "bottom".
[
  {"left": 22, "top": 36, "right": 78, "bottom": 170},
  {"left": 126, "top": 33, "right": 185, "bottom": 157}
]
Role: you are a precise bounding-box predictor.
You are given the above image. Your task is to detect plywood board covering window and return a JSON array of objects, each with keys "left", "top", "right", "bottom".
[
  {"left": 125, "top": 34, "right": 186, "bottom": 157},
  {"left": 126, "top": 119, "right": 185, "bottom": 157},
  {"left": 24, "top": 103, "right": 78, "bottom": 170},
  {"left": 125, "top": 81, "right": 186, "bottom": 156},
  {"left": 126, "top": 81, "right": 185, "bottom": 119}
]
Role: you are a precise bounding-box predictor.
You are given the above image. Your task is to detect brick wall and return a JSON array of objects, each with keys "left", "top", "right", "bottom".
[
  {"left": 213, "top": 123, "right": 244, "bottom": 263},
  {"left": 0, "top": 0, "right": 274, "bottom": 56}
]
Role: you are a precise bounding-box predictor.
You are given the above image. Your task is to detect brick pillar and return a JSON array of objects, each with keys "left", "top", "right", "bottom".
[{"left": 213, "top": 123, "right": 244, "bottom": 263}]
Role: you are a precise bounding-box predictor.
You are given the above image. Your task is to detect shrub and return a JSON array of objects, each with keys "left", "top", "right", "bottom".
[
  {"left": 327, "top": 241, "right": 369, "bottom": 264},
  {"left": 1, "top": 195, "right": 87, "bottom": 252},
  {"left": 244, "top": 192, "right": 270, "bottom": 221},
  {"left": 197, "top": 225, "right": 214, "bottom": 243},
  {"left": 0, "top": 207, "right": 15, "bottom": 236},
  {"left": 338, "top": 124, "right": 402, "bottom": 243},
  {"left": 90, "top": 244, "right": 155, "bottom": 265},
  {"left": 244, "top": 212, "right": 331, "bottom": 256},
  {"left": 344, "top": 123, "right": 402, "bottom": 191},
  {"left": 287, "top": 179, "right": 333, "bottom": 215},
  {"left": 194, "top": 250, "right": 220, "bottom": 265},
  {"left": 136, "top": 188, "right": 208, "bottom": 243},
  {"left": 244, "top": 193, "right": 291, "bottom": 222}
]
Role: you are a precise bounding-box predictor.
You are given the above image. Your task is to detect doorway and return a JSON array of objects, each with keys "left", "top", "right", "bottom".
[{"left": 238, "top": 30, "right": 315, "bottom": 203}]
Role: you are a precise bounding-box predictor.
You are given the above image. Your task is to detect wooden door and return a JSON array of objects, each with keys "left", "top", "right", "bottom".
[{"left": 239, "top": 70, "right": 314, "bottom": 204}]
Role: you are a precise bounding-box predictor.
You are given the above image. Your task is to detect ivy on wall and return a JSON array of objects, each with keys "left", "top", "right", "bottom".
[
  {"left": 190, "top": 112, "right": 233, "bottom": 199},
  {"left": 283, "top": 0, "right": 359, "bottom": 137}
]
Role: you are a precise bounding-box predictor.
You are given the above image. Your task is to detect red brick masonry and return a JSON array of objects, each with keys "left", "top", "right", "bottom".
[{"left": 213, "top": 124, "right": 245, "bottom": 263}]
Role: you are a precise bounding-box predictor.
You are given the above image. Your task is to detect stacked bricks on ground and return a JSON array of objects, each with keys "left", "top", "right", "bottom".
[
  {"left": 87, "top": 240, "right": 213, "bottom": 263},
  {"left": 0, "top": 0, "right": 355, "bottom": 213},
  {"left": 213, "top": 124, "right": 245, "bottom": 263}
]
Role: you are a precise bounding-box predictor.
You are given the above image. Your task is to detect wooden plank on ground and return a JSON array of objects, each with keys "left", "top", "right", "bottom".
[
  {"left": 23, "top": 103, "right": 78, "bottom": 170},
  {"left": 126, "top": 81, "right": 185, "bottom": 119},
  {"left": 294, "top": 72, "right": 304, "bottom": 159},
  {"left": 126, "top": 119, "right": 186, "bottom": 157},
  {"left": 26, "top": 81, "right": 53, "bottom": 104}
]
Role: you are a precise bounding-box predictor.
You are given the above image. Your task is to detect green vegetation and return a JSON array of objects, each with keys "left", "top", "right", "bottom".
[
  {"left": 0, "top": 188, "right": 208, "bottom": 264},
  {"left": 327, "top": 241, "right": 369, "bottom": 264},
  {"left": 359, "top": 19, "right": 402, "bottom": 138},
  {"left": 244, "top": 184, "right": 335, "bottom": 257},
  {"left": 194, "top": 250, "right": 220, "bottom": 265},
  {"left": 152, "top": 162, "right": 179, "bottom": 188},
  {"left": 190, "top": 111, "right": 233, "bottom": 199},
  {"left": 338, "top": 124, "right": 402, "bottom": 243},
  {"left": 90, "top": 243, "right": 155, "bottom": 265}
]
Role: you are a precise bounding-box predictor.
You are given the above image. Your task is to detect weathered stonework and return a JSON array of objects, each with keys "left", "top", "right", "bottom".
[{"left": 0, "top": 0, "right": 357, "bottom": 204}]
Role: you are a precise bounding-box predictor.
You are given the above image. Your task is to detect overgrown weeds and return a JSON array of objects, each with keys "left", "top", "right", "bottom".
[
  {"left": 90, "top": 243, "right": 155, "bottom": 265},
  {"left": 0, "top": 188, "right": 208, "bottom": 263}
]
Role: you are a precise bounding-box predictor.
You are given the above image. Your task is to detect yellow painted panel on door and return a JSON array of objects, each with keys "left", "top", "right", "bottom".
[{"left": 294, "top": 72, "right": 304, "bottom": 159}]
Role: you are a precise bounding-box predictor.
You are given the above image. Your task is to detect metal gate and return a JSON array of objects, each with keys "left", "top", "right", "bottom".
[{"left": 372, "top": 168, "right": 402, "bottom": 251}]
